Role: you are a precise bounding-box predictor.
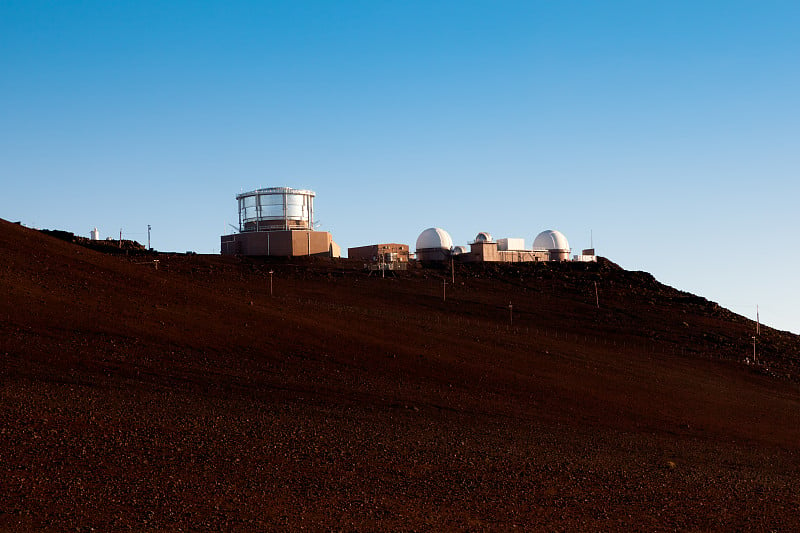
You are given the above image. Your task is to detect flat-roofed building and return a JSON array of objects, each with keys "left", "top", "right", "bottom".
[{"left": 348, "top": 243, "right": 409, "bottom": 263}]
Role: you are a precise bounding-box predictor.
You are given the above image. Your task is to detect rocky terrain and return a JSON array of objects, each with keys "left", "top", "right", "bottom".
[{"left": 2, "top": 217, "right": 799, "bottom": 530}]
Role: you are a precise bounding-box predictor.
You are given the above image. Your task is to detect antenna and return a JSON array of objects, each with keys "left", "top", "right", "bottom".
[{"left": 756, "top": 305, "right": 760, "bottom": 336}]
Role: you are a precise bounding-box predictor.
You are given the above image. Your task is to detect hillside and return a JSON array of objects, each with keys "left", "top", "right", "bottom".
[{"left": 2, "top": 218, "right": 799, "bottom": 530}]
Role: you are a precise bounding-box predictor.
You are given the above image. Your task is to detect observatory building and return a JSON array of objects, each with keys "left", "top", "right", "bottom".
[
  {"left": 463, "top": 232, "right": 549, "bottom": 263},
  {"left": 220, "top": 187, "right": 341, "bottom": 257},
  {"left": 533, "top": 230, "right": 571, "bottom": 262},
  {"left": 415, "top": 227, "right": 453, "bottom": 261},
  {"left": 416, "top": 227, "right": 592, "bottom": 263},
  {"left": 475, "top": 231, "right": 492, "bottom": 243}
]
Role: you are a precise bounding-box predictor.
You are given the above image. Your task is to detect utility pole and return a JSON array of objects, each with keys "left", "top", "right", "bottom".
[
  {"left": 269, "top": 270, "right": 274, "bottom": 297},
  {"left": 451, "top": 256, "right": 455, "bottom": 284},
  {"left": 594, "top": 281, "right": 599, "bottom": 308},
  {"left": 147, "top": 224, "right": 151, "bottom": 250}
]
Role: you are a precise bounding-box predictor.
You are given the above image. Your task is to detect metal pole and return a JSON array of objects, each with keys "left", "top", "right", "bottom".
[
  {"left": 594, "top": 281, "right": 599, "bottom": 308},
  {"left": 756, "top": 305, "right": 760, "bottom": 336},
  {"left": 308, "top": 193, "right": 313, "bottom": 231},
  {"left": 119, "top": 228, "right": 122, "bottom": 248},
  {"left": 147, "top": 224, "right": 151, "bottom": 250},
  {"left": 451, "top": 256, "right": 455, "bottom": 284},
  {"left": 269, "top": 270, "right": 274, "bottom": 297},
  {"left": 443, "top": 279, "right": 446, "bottom": 302},
  {"left": 256, "top": 191, "right": 262, "bottom": 231},
  {"left": 509, "top": 302, "right": 513, "bottom": 326}
]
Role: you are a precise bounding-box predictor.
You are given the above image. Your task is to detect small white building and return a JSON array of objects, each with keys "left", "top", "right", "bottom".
[
  {"left": 497, "top": 238, "right": 525, "bottom": 251},
  {"left": 574, "top": 248, "right": 597, "bottom": 262}
]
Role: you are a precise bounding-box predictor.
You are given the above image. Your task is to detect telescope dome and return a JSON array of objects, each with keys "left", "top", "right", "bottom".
[
  {"left": 416, "top": 227, "right": 453, "bottom": 252},
  {"left": 533, "top": 229, "right": 570, "bottom": 251}
]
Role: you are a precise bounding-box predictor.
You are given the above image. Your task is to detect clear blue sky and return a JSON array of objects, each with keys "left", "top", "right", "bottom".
[{"left": 2, "top": 1, "right": 798, "bottom": 333}]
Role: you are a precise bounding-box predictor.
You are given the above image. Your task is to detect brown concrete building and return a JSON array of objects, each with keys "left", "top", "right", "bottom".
[
  {"left": 221, "top": 230, "right": 340, "bottom": 257},
  {"left": 460, "top": 240, "right": 548, "bottom": 263},
  {"left": 348, "top": 243, "right": 409, "bottom": 263}
]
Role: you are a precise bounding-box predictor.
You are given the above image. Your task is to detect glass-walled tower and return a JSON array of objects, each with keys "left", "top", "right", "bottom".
[{"left": 236, "top": 187, "right": 315, "bottom": 232}]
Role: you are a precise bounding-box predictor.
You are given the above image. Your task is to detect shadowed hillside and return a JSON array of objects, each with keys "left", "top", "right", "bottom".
[{"left": 2, "top": 218, "right": 799, "bottom": 530}]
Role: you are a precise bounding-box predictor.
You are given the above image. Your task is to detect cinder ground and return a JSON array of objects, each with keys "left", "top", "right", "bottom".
[{"left": 1, "top": 218, "right": 799, "bottom": 530}]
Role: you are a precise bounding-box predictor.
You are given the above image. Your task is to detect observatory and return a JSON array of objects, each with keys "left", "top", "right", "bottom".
[
  {"left": 415, "top": 227, "right": 453, "bottom": 261},
  {"left": 474, "top": 231, "right": 493, "bottom": 243},
  {"left": 421, "top": 227, "right": 580, "bottom": 263},
  {"left": 237, "top": 187, "right": 315, "bottom": 232},
  {"left": 464, "top": 234, "right": 547, "bottom": 263},
  {"left": 220, "top": 187, "right": 340, "bottom": 257},
  {"left": 533, "top": 230, "right": 571, "bottom": 262}
]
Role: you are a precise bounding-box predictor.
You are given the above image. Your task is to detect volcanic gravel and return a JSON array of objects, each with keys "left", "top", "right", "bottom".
[{"left": 1, "top": 219, "right": 799, "bottom": 531}]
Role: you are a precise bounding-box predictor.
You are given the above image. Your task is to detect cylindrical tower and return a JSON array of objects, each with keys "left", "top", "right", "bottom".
[{"left": 237, "top": 187, "right": 315, "bottom": 232}]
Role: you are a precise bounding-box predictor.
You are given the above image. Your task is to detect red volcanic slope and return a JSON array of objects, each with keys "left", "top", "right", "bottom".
[{"left": 1, "top": 218, "right": 799, "bottom": 530}]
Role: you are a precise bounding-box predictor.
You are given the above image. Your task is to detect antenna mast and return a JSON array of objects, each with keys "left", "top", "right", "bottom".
[{"left": 756, "top": 305, "right": 760, "bottom": 336}]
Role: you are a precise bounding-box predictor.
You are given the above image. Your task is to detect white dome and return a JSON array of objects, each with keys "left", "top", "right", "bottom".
[
  {"left": 475, "top": 231, "right": 492, "bottom": 242},
  {"left": 451, "top": 245, "right": 468, "bottom": 255},
  {"left": 416, "top": 227, "right": 453, "bottom": 251},
  {"left": 533, "top": 229, "right": 570, "bottom": 251}
]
